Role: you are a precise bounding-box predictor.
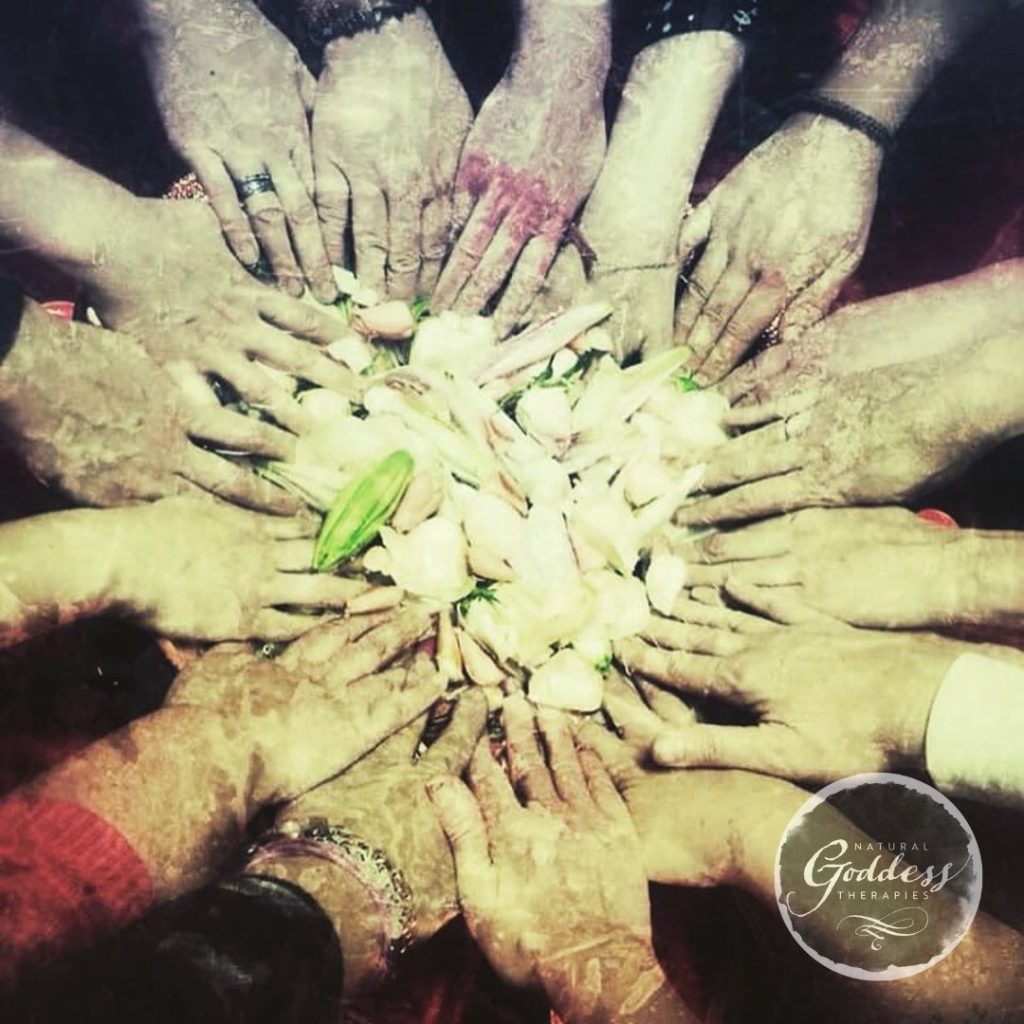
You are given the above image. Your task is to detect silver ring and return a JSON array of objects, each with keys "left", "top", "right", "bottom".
[{"left": 235, "top": 172, "right": 275, "bottom": 202}]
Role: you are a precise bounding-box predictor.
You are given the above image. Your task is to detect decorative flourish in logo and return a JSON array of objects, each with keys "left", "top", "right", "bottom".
[{"left": 837, "top": 908, "right": 930, "bottom": 951}]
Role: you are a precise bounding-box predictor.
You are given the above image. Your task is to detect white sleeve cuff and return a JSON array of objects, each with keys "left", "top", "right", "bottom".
[{"left": 925, "top": 652, "right": 1024, "bottom": 808}]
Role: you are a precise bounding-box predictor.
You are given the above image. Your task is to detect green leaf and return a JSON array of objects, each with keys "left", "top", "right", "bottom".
[
  {"left": 674, "top": 372, "right": 701, "bottom": 393},
  {"left": 457, "top": 581, "right": 499, "bottom": 615}
]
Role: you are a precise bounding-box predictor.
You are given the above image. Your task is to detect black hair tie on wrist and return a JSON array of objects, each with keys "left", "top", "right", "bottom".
[
  {"left": 787, "top": 93, "right": 895, "bottom": 153},
  {"left": 310, "top": 0, "right": 427, "bottom": 49},
  {"left": 0, "top": 276, "right": 25, "bottom": 366}
]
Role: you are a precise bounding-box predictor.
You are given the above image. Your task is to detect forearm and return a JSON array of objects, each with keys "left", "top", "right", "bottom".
[
  {"left": 957, "top": 330, "right": 1024, "bottom": 446},
  {"left": 584, "top": 32, "right": 743, "bottom": 260},
  {"left": 733, "top": 788, "right": 1024, "bottom": 1021},
  {"left": 512, "top": 0, "right": 612, "bottom": 81},
  {"left": 0, "top": 509, "right": 128, "bottom": 647},
  {"left": 0, "top": 123, "right": 142, "bottom": 290},
  {"left": 816, "top": 0, "right": 1002, "bottom": 132},
  {"left": 29, "top": 707, "right": 255, "bottom": 901},
  {"left": 826, "top": 260, "right": 1024, "bottom": 375}
]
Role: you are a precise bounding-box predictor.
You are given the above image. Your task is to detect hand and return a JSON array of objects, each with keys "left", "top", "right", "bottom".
[
  {"left": 277, "top": 689, "right": 488, "bottom": 942},
  {"left": 0, "top": 304, "right": 301, "bottom": 513},
  {"left": 576, "top": 672, "right": 804, "bottom": 889},
  {"left": 313, "top": 11, "right": 472, "bottom": 299},
  {"left": 430, "top": 695, "right": 668, "bottom": 1022},
  {"left": 684, "top": 507, "right": 975, "bottom": 629},
  {"left": 677, "top": 348, "right": 998, "bottom": 526},
  {"left": 675, "top": 114, "right": 883, "bottom": 384},
  {"left": 113, "top": 497, "right": 368, "bottom": 640},
  {"left": 167, "top": 606, "right": 441, "bottom": 801},
  {"left": 143, "top": 0, "right": 334, "bottom": 299},
  {"left": 433, "top": 4, "right": 610, "bottom": 329},
  {"left": 614, "top": 606, "right": 959, "bottom": 783}
]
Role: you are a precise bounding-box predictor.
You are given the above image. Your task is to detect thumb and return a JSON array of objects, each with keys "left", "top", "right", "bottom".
[
  {"left": 676, "top": 200, "right": 713, "bottom": 265},
  {"left": 427, "top": 776, "right": 495, "bottom": 910},
  {"left": 652, "top": 723, "right": 785, "bottom": 774}
]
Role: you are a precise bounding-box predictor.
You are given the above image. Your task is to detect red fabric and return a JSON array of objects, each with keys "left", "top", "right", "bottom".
[{"left": 0, "top": 794, "right": 153, "bottom": 989}]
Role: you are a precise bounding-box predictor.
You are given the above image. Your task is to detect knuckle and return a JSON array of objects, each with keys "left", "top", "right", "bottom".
[{"left": 252, "top": 205, "right": 288, "bottom": 231}]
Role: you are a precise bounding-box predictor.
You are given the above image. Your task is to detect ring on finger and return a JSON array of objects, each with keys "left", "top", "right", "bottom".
[{"left": 236, "top": 172, "right": 276, "bottom": 202}]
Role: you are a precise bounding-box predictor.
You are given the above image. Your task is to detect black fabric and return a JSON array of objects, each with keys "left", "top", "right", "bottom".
[
  {"left": 5, "top": 874, "right": 344, "bottom": 1024},
  {"left": 637, "top": 0, "right": 765, "bottom": 47},
  {"left": 0, "top": 277, "right": 25, "bottom": 366}
]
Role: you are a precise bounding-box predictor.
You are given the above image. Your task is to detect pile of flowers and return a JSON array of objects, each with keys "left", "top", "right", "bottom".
[{"left": 258, "top": 270, "right": 729, "bottom": 712}]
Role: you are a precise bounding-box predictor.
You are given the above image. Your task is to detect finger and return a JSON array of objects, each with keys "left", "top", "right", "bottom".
[
  {"left": 432, "top": 182, "right": 508, "bottom": 310},
  {"left": 254, "top": 288, "right": 350, "bottom": 346},
  {"left": 778, "top": 252, "right": 859, "bottom": 343},
  {"left": 633, "top": 679, "right": 698, "bottom": 730},
  {"left": 699, "top": 435, "right": 802, "bottom": 494},
  {"left": 250, "top": 330, "right": 361, "bottom": 398},
  {"left": 675, "top": 201, "right": 713, "bottom": 265},
  {"left": 450, "top": 216, "right": 525, "bottom": 315},
  {"left": 467, "top": 734, "right": 521, "bottom": 823},
  {"left": 182, "top": 449, "right": 301, "bottom": 515},
  {"left": 351, "top": 183, "right": 388, "bottom": 295},
  {"left": 641, "top": 618, "right": 750, "bottom": 657},
  {"left": 684, "top": 557, "right": 799, "bottom": 590},
  {"left": 687, "top": 266, "right": 756, "bottom": 369},
  {"left": 602, "top": 682, "right": 663, "bottom": 743},
  {"left": 265, "top": 572, "right": 369, "bottom": 609},
  {"left": 575, "top": 718, "right": 643, "bottom": 785},
  {"left": 689, "top": 585, "right": 726, "bottom": 607},
  {"left": 267, "top": 156, "right": 337, "bottom": 303},
  {"left": 313, "top": 157, "right": 351, "bottom": 266},
  {"left": 652, "top": 722, "right": 789, "bottom": 774},
  {"left": 491, "top": 231, "right": 561, "bottom": 335},
  {"left": 577, "top": 747, "right": 632, "bottom": 825},
  {"left": 614, "top": 637, "right": 724, "bottom": 697},
  {"left": 536, "top": 708, "right": 589, "bottom": 807},
  {"left": 281, "top": 608, "right": 402, "bottom": 666},
  {"left": 427, "top": 775, "right": 496, "bottom": 909},
  {"left": 188, "top": 147, "right": 260, "bottom": 267},
  {"left": 692, "top": 521, "right": 790, "bottom": 564},
  {"left": 674, "top": 473, "right": 807, "bottom": 527},
  {"left": 421, "top": 688, "right": 489, "bottom": 774},
  {"left": 502, "top": 692, "right": 558, "bottom": 808},
  {"left": 674, "top": 239, "right": 729, "bottom": 346},
  {"left": 252, "top": 608, "right": 333, "bottom": 640},
  {"left": 385, "top": 191, "right": 422, "bottom": 301},
  {"left": 325, "top": 609, "right": 435, "bottom": 685},
  {"left": 274, "top": 538, "right": 317, "bottom": 570},
  {"left": 723, "top": 391, "right": 816, "bottom": 431},
  {"left": 695, "top": 273, "right": 789, "bottom": 386},
  {"left": 723, "top": 578, "right": 843, "bottom": 628},
  {"left": 718, "top": 344, "right": 793, "bottom": 406},
  {"left": 189, "top": 407, "right": 296, "bottom": 461},
  {"left": 266, "top": 515, "right": 319, "bottom": 541},
  {"left": 418, "top": 192, "right": 452, "bottom": 296},
  {"left": 209, "top": 354, "right": 310, "bottom": 436},
  {"left": 669, "top": 597, "right": 778, "bottom": 635}
]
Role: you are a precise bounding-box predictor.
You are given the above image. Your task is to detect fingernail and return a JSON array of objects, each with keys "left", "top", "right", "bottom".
[
  {"left": 286, "top": 278, "right": 304, "bottom": 298},
  {"left": 240, "top": 240, "right": 260, "bottom": 265}
]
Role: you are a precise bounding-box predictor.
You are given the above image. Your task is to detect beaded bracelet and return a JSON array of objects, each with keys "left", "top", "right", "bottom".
[
  {"left": 245, "top": 819, "right": 415, "bottom": 979},
  {"left": 309, "top": 1, "right": 427, "bottom": 50},
  {"left": 788, "top": 93, "right": 895, "bottom": 153}
]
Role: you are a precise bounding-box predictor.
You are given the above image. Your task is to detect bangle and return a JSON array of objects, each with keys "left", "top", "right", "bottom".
[
  {"left": 245, "top": 819, "right": 415, "bottom": 980},
  {"left": 310, "top": 1, "right": 426, "bottom": 50},
  {"left": 787, "top": 93, "right": 895, "bottom": 152}
]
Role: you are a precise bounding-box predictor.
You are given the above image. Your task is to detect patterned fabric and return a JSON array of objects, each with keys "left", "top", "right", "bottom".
[{"left": 639, "top": 0, "right": 764, "bottom": 46}]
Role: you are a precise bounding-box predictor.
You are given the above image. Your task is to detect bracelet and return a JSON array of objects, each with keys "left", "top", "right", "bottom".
[
  {"left": 310, "top": 1, "right": 425, "bottom": 50},
  {"left": 245, "top": 819, "right": 415, "bottom": 979},
  {"left": 787, "top": 93, "right": 895, "bottom": 152}
]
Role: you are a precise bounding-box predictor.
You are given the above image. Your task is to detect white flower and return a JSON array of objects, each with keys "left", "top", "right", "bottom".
[
  {"left": 372, "top": 519, "right": 473, "bottom": 603},
  {"left": 528, "top": 648, "right": 604, "bottom": 712},
  {"left": 645, "top": 552, "right": 688, "bottom": 615},
  {"left": 516, "top": 386, "right": 573, "bottom": 456},
  {"left": 410, "top": 311, "right": 496, "bottom": 375}
]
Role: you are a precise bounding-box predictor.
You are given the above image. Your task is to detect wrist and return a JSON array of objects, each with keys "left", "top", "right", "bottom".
[
  {"left": 780, "top": 112, "right": 885, "bottom": 175},
  {"left": 512, "top": 2, "right": 611, "bottom": 85},
  {"left": 953, "top": 530, "right": 1024, "bottom": 629},
  {"left": 242, "top": 854, "right": 387, "bottom": 991}
]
